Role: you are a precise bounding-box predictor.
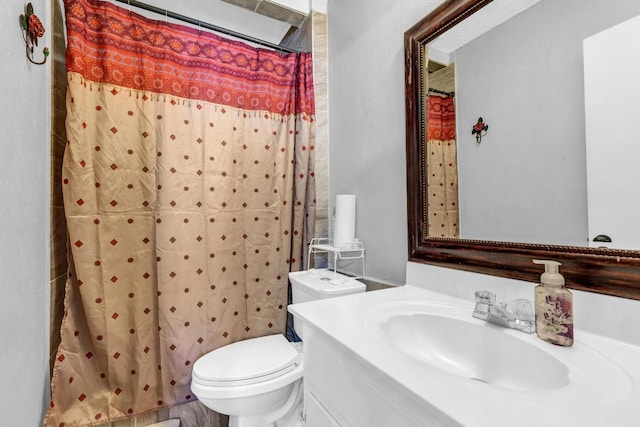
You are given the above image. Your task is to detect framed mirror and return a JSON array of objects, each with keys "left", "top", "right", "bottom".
[{"left": 405, "top": 0, "right": 640, "bottom": 300}]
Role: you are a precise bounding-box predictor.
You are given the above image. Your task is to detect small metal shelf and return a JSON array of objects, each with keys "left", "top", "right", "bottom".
[{"left": 308, "top": 237, "right": 366, "bottom": 278}]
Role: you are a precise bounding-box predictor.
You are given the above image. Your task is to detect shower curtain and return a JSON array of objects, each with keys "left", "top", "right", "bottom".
[
  {"left": 426, "top": 94, "right": 459, "bottom": 238},
  {"left": 45, "top": 0, "right": 315, "bottom": 425}
]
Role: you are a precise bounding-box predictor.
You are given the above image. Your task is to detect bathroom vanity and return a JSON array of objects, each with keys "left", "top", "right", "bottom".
[{"left": 288, "top": 262, "right": 640, "bottom": 427}]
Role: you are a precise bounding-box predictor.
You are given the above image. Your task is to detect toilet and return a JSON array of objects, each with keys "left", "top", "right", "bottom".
[{"left": 191, "top": 269, "right": 366, "bottom": 427}]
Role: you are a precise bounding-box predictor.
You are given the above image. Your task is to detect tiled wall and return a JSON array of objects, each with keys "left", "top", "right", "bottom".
[
  {"left": 282, "top": 8, "right": 328, "bottom": 337},
  {"left": 310, "top": 11, "right": 329, "bottom": 247},
  {"left": 50, "top": 0, "right": 69, "bottom": 376},
  {"left": 283, "top": 10, "right": 330, "bottom": 268}
]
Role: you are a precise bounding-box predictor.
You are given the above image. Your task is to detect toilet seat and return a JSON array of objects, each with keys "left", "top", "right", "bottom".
[{"left": 191, "top": 334, "right": 303, "bottom": 399}]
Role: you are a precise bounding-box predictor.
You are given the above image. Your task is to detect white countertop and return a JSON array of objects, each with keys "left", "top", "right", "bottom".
[{"left": 289, "top": 284, "right": 640, "bottom": 427}]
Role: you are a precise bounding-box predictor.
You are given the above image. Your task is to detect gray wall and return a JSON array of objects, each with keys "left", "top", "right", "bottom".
[
  {"left": 0, "top": 0, "right": 50, "bottom": 424},
  {"left": 455, "top": 0, "right": 640, "bottom": 246},
  {"left": 327, "top": 0, "right": 442, "bottom": 285}
]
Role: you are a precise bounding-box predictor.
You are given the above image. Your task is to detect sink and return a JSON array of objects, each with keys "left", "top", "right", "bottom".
[
  {"left": 364, "top": 301, "right": 569, "bottom": 391},
  {"left": 292, "top": 283, "right": 639, "bottom": 426}
]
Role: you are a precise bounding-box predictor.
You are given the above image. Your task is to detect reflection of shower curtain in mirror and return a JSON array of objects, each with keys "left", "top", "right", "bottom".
[{"left": 426, "top": 95, "right": 459, "bottom": 237}]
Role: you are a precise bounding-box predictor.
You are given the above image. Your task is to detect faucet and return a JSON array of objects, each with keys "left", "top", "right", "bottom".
[{"left": 472, "top": 291, "right": 535, "bottom": 334}]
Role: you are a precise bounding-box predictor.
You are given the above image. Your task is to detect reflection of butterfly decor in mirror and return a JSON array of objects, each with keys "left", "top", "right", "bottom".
[
  {"left": 472, "top": 117, "right": 488, "bottom": 144},
  {"left": 19, "top": 2, "right": 49, "bottom": 65}
]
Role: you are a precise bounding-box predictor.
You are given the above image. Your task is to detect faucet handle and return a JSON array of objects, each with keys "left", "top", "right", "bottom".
[
  {"left": 472, "top": 291, "right": 495, "bottom": 320},
  {"left": 474, "top": 290, "right": 496, "bottom": 304},
  {"left": 511, "top": 298, "right": 533, "bottom": 320},
  {"left": 510, "top": 298, "right": 535, "bottom": 333}
]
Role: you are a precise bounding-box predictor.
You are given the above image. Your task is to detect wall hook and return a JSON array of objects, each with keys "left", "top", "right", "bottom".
[
  {"left": 19, "top": 2, "right": 49, "bottom": 65},
  {"left": 472, "top": 117, "right": 488, "bottom": 144}
]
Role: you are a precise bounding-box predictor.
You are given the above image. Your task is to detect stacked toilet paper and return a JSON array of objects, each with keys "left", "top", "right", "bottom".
[{"left": 333, "top": 194, "right": 356, "bottom": 248}]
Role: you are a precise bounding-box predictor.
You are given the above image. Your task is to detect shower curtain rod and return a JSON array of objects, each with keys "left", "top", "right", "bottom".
[
  {"left": 428, "top": 87, "right": 455, "bottom": 97},
  {"left": 113, "top": 0, "right": 302, "bottom": 54}
]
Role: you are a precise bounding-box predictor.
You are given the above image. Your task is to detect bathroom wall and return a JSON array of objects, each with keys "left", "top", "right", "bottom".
[
  {"left": 0, "top": 0, "right": 51, "bottom": 424},
  {"left": 327, "top": 0, "right": 442, "bottom": 284}
]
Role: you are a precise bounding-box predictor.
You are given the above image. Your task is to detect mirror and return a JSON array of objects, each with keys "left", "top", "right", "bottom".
[
  {"left": 420, "top": 0, "right": 640, "bottom": 248},
  {"left": 405, "top": 0, "right": 640, "bottom": 300}
]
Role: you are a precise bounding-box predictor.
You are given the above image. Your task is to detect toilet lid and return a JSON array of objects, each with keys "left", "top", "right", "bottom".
[
  {"left": 290, "top": 269, "right": 366, "bottom": 298},
  {"left": 192, "top": 334, "right": 301, "bottom": 387}
]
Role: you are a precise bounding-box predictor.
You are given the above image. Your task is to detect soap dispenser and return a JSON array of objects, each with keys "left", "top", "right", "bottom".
[{"left": 532, "top": 260, "right": 573, "bottom": 346}]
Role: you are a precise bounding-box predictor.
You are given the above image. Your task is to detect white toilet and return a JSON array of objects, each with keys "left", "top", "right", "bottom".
[{"left": 191, "top": 269, "right": 366, "bottom": 427}]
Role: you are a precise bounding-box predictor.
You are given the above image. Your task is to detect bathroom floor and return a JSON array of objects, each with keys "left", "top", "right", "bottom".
[{"left": 107, "top": 402, "right": 229, "bottom": 427}]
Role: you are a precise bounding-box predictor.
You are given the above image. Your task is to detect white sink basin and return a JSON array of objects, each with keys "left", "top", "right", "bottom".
[{"left": 365, "top": 301, "right": 581, "bottom": 392}]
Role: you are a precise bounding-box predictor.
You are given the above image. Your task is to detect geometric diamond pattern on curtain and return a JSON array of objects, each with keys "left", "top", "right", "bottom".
[{"left": 45, "top": 0, "right": 315, "bottom": 425}]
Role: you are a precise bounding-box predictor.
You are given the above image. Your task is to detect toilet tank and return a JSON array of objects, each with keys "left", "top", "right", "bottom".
[{"left": 289, "top": 269, "right": 366, "bottom": 339}]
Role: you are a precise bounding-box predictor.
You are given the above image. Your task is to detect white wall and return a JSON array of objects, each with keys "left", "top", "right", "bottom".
[
  {"left": 327, "top": 0, "right": 442, "bottom": 284},
  {"left": 0, "top": 0, "right": 50, "bottom": 424}
]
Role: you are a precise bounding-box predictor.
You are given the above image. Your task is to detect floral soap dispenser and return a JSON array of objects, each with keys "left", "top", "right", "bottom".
[{"left": 533, "top": 260, "right": 573, "bottom": 346}]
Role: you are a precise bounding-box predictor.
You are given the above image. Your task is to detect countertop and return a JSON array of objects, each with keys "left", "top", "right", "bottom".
[{"left": 289, "top": 284, "right": 640, "bottom": 427}]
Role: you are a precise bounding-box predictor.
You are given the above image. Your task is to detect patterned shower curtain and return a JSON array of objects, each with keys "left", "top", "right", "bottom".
[
  {"left": 426, "top": 94, "right": 458, "bottom": 238},
  {"left": 45, "top": 0, "right": 315, "bottom": 425}
]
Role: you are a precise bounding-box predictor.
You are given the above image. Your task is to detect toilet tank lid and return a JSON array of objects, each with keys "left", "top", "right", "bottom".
[
  {"left": 290, "top": 269, "right": 366, "bottom": 298},
  {"left": 192, "top": 334, "right": 301, "bottom": 385}
]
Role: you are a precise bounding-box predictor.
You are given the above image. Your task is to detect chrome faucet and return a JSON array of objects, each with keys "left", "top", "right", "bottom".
[{"left": 472, "top": 291, "right": 535, "bottom": 334}]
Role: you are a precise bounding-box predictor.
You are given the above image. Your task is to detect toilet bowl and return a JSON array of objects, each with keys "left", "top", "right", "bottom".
[{"left": 191, "top": 269, "right": 365, "bottom": 427}]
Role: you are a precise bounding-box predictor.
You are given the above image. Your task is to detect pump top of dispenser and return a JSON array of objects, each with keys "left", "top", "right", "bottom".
[{"left": 532, "top": 259, "right": 565, "bottom": 287}]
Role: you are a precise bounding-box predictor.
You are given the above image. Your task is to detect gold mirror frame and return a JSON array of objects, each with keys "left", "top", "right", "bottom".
[{"left": 405, "top": 0, "right": 640, "bottom": 300}]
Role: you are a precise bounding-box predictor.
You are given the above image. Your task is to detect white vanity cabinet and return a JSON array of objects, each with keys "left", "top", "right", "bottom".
[
  {"left": 300, "top": 324, "right": 455, "bottom": 427},
  {"left": 303, "top": 391, "right": 340, "bottom": 427}
]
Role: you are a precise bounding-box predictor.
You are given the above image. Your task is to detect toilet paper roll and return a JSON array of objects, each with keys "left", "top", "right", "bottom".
[{"left": 333, "top": 194, "right": 356, "bottom": 248}]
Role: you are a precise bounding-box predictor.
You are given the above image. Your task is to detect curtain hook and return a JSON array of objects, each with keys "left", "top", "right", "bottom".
[
  {"left": 197, "top": 20, "right": 201, "bottom": 34},
  {"left": 127, "top": 0, "right": 131, "bottom": 14},
  {"left": 165, "top": 9, "right": 168, "bottom": 25}
]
